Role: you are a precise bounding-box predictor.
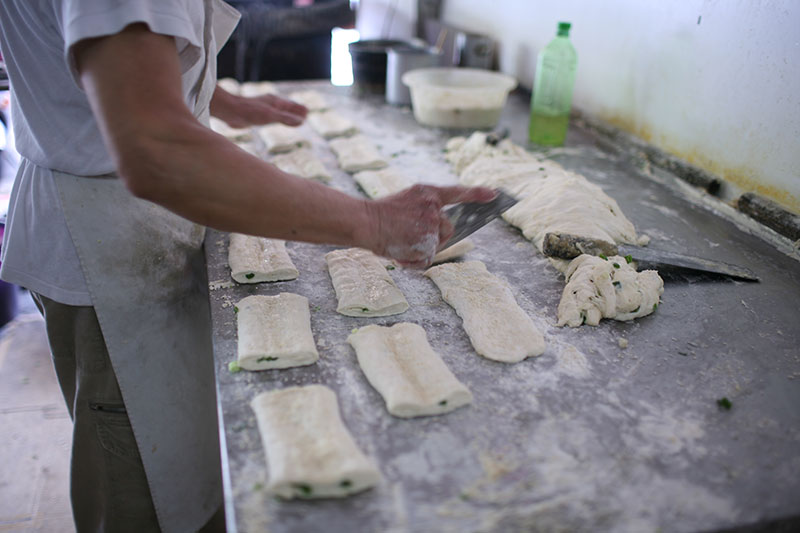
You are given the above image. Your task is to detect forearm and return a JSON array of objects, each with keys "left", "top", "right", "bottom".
[{"left": 127, "top": 112, "right": 371, "bottom": 246}]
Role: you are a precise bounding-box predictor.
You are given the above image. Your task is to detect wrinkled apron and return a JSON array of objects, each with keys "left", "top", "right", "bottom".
[{"left": 56, "top": 1, "right": 239, "bottom": 531}]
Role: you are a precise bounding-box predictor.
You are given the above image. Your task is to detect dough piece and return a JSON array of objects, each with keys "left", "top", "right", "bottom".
[
  {"left": 307, "top": 110, "right": 358, "bottom": 139},
  {"left": 228, "top": 233, "right": 298, "bottom": 283},
  {"left": 325, "top": 248, "right": 408, "bottom": 317},
  {"left": 502, "top": 173, "right": 639, "bottom": 252},
  {"left": 288, "top": 89, "right": 329, "bottom": 111},
  {"left": 459, "top": 155, "right": 567, "bottom": 198},
  {"left": 250, "top": 384, "right": 381, "bottom": 499},
  {"left": 271, "top": 148, "right": 331, "bottom": 182},
  {"left": 209, "top": 117, "right": 251, "bottom": 142},
  {"left": 353, "top": 167, "right": 412, "bottom": 199},
  {"left": 348, "top": 323, "right": 472, "bottom": 418},
  {"left": 445, "top": 131, "right": 533, "bottom": 175},
  {"left": 431, "top": 239, "right": 475, "bottom": 264},
  {"left": 257, "top": 124, "right": 311, "bottom": 154},
  {"left": 236, "top": 293, "right": 318, "bottom": 370},
  {"left": 556, "top": 254, "right": 664, "bottom": 327},
  {"left": 240, "top": 80, "right": 278, "bottom": 97},
  {"left": 216, "top": 77, "right": 240, "bottom": 95},
  {"left": 329, "top": 135, "right": 388, "bottom": 173},
  {"left": 425, "top": 260, "right": 545, "bottom": 363}
]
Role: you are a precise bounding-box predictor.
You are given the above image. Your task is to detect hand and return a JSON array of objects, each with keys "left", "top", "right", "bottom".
[
  {"left": 226, "top": 93, "right": 308, "bottom": 128},
  {"left": 364, "top": 184, "right": 496, "bottom": 268},
  {"left": 210, "top": 86, "right": 308, "bottom": 129}
]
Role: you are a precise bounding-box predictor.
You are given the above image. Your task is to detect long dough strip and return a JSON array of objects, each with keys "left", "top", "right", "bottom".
[
  {"left": 236, "top": 293, "right": 318, "bottom": 371},
  {"left": 425, "top": 260, "right": 545, "bottom": 363},
  {"left": 329, "top": 135, "right": 388, "bottom": 173},
  {"left": 326, "top": 248, "right": 408, "bottom": 317},
  {"left": 348, "top": 323, "right": 473, "bottom": 418},
  {"left": 228, "top": 234, "right": 298, "bottom": 283},
  {"left": 251, "top": 385, "right": 381, "bottom": 499}
]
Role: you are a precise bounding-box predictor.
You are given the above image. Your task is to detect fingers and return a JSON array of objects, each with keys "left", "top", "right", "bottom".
[{"left": 260, "top": 94, "right": 308, "bottom": 123}]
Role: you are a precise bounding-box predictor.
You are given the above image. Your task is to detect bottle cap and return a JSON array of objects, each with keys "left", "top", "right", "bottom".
[{"left": 557, "top": 22, "right": 571, "bottom": 36}]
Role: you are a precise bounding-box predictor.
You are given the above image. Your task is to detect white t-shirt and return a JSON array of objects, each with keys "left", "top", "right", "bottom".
[{"left": 0, "top": 0, "right": 231, "bottom": 305}]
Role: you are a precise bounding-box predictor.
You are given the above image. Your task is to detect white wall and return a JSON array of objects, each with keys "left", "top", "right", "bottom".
[{"left": 435, "top": 0, "right": 800, "bottom": 214}]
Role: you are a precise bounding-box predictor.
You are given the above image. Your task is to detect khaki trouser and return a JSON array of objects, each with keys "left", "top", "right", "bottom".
[{"left": 31, "top": 293, "right": 224, "bottom": 533}]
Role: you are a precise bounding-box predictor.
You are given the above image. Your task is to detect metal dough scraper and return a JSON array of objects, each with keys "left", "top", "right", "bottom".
[
  {"left": 441, "top": 189, "right": 518, "bottom": 249},
  {"left": 541, "top": 232, "right": 759, "bottom": 281}
]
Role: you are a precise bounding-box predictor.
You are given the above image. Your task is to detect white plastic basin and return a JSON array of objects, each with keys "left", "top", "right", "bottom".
[{"left": 402, "top": 67, "right": 518, "bottom": 129}]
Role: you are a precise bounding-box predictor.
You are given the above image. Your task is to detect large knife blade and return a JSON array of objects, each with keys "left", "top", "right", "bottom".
[
  {"left": 441, "top": 189, "right": 517, "bottom": 249},
  {"left": 541, "top": 232, "right": 759, "bottom": 281}
]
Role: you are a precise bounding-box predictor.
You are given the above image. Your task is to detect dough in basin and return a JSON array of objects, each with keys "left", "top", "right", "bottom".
[
  {"left": 251, "top": 384, "right": 381, "bottom": 499},
  {"left": 329, "top": 135, "right": 388, "bottom": 173},
  {"left": 557, "top": 254, "right": 664, "bottom": 327},
  {"left": 425, "top": 260, "right": 545, "bottom": 363},
  {"left": 348, "top": 323, "right": 472, "bottom": 418},
  {"left": 307, "top": 110, "right": 358, "bottom": 139},
  {"left": 353, "top": 167, "right": 412, "bottom": 199},
  {"left": 271, "top": 148, "right": 331, "bottom": 182},
  {"left": 228, "top": 233, "right": 298, "bottom": 283},
  {"left": 236, "top": 293, "right": 318, "bottom": 371},
  {"left": 257, "top": 124, "right": 311, "bottom": 154},
  {"left": 326, "top": 248, "right": 408, "bottom": 317},
  {"left": 288, "top": 89, "right": 329, "bottom": 111}
]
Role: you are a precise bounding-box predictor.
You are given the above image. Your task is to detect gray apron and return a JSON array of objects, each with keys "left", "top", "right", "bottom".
[{"left": 56, "top": 2, "right": 240, "bottom": 531}]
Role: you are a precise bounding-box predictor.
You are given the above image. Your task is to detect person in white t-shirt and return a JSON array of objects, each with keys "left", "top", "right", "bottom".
[{"left": 0, "top": 1, "right": 494, "bottom": 531}]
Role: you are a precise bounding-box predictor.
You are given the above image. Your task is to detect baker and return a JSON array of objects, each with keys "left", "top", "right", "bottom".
[{"left": 0, "top": 1, "right": 494, "bottom": 531}]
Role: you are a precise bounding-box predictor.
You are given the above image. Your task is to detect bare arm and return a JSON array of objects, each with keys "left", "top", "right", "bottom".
[{"left": 74, "top": 24, "right": 493, "bottom": 266}]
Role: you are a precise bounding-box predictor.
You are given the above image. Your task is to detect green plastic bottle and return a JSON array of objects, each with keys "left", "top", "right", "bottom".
[{"left": 528, "top": 22, "right": 578, "bottom": 146}]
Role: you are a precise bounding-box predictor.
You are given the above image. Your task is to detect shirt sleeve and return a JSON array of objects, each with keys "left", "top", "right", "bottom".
[{"left": 60, "top": 0, "right": 201, "bottom": 86}]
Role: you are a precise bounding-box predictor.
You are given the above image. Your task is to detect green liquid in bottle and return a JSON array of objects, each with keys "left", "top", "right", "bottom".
[
  {"left": 529, "top": 112, "right": 571, "bottom": 146},
  {"left": 529, "top": 22, "right": 577, "bottom": 147}
]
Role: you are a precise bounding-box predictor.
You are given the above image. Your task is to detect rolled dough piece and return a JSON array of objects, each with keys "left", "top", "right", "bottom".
[
  {"left": 250, "top": 384, "right": 381, "bottom": 498},
  {"left": 288, "top": 89, "right": 329, "bottom": 111},
  {"left": 209, "top": 117, "right": 251, "bottom": 142},
  {"left": 431, "top": 239, "right": 475, "bottom": 265},
  {"left": 502, "top": 173, "right": 639, "bottom": 252},
  {"left": 236, "top": 293, "right": 318, "bottom": 370},
  {"left": 256, "top": 124, "right": 311, "bottom": 154},
  {"left": 228, "top": 233, "right": 298, "bottom": 283},
  {"left": 353, "top": 167, "right": 412, "bottom": 199},
  {"left": 271, "top": 148, "right": 332, "bottom": 182},
  {"left": 348, "top": 323, "right": 472, "bottom": 418},
  {"left": 329, "top": 135, "right": 388, "bottom": 173},
  {"left": 325, "top": 248, "right": 409, "bottom": 317},
  {"left": 307, "top": 110, "right": 359, "bottom": 139},
  {"left": 556, "top": 254, "right": 664, "bottom": 327},
  {"left": 216, "top": 77, "right": 240, "bottom": 95},
  {"left": 425, "top": 260, "right": 545, "bottom": 363},
  {"left": 240, "top": 80, "right": 278, "bottom": 97}
]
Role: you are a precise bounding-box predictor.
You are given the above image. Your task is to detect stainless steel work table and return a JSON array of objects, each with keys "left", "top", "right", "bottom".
[{"left": 205, "top": 81, "right": 800, "bottom": 532}]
